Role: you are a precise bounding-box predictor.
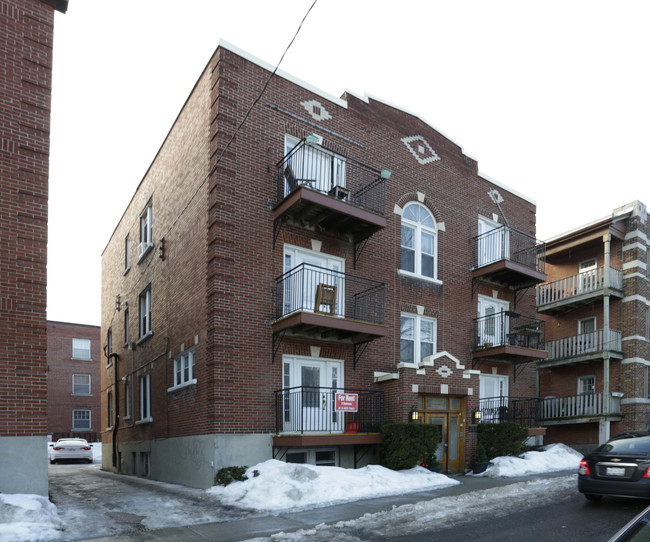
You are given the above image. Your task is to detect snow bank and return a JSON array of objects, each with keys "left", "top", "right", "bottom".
[
  {"left": 0, "top": 494, "right": 62, "bottom": 542},
  {"left": 207, "top": 459, "right": 460, "bottom": 511},
  {"left": 476, "top": 443, "right": 582, "bottom": 477}
]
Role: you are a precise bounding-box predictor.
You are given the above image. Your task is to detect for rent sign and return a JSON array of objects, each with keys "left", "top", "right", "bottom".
[{"left": 335, "top": 393, "right": 358, "bottom": 412}]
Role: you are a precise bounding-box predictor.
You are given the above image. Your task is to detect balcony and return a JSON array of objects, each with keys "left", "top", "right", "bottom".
[
  {"left": 472, "top": 311, "right": 547, "bottom": 364},
  {"left": 274, "top": 137, "right": 387, "bottom": 247},
  {"left": 272, "top": 263, "right": 388, "bottom": 357},
  {"left": 536, "top": 266, "right": 623, "bottom": 314},
  {"left": 472, "top": 226, "right": 547, "bottom": 290},
  {"left": 539, "top": 329, "right": 623, "bottom": 369},
  {"left": 478, "top": 394, "right": 622, "bottom": 427}
]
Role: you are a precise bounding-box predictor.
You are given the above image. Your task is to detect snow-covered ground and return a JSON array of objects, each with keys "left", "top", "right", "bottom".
[{"left": 0, "top": 443, "right": 582, "bottom": 542}]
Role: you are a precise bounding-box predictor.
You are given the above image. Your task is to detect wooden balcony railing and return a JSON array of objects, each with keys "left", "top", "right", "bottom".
[
  {"left": 274, "top": 386, "right": 384, "bottom": 434},
  {"left": 545, "top": 329, "right": 622, "bottom": 362},
  {"left": 536, "top": 266, "right": 622, "bottom": 306}
]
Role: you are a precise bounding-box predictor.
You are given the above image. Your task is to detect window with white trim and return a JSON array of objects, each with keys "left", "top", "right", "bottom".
[
  {"left": 139, "top": 286, "right": 152, "bottom": 339},
  {"left": 171, "top": 348, "right": 196, "bottom": 389},
  {"left": 138, "top": 200, "right": 153, "bottom": 262},
  {"left": 578, "top": 375, "right": 596, "bottom": 395},
  {"left": 124, "top": 380, "right": 131, "bottom": 419},
  {"left": 139, "top": 373, "right": 152, "bottom": 422},
  {"left": 73, "top": 409, "right": 91, "bottom": 431},
  {"left": 72, "top": 374, "right": 91, "bottom": 395},
  {"left": 400, "top": 203, "right": 437, "bottom": 280},
  {"left": 124, "top": 235, "right": 131, "bottom": 273},
  {"left": 400, "top": 313, "right": 437, "bottom": 365},
  {"left": 72, "top": 338, "right": 91, "bottom": 360}
]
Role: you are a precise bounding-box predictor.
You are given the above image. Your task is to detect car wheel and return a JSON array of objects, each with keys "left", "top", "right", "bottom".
[
  {"left": 584, "top": 494, "right": 603, "bottom": 502},
  {"left": 50, "top": 459, "right": 55, "bottom": 464},
  {"left": 87, "top": 459, "right": 93, "bottom": 463}
]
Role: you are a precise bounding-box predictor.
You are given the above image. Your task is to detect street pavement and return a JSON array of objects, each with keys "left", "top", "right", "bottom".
[{"left": 78, "top": 470, "right": 576, "bottom": 542}]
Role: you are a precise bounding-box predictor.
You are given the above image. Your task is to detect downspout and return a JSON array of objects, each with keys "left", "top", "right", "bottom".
[{"left": 108, "top": 352, "right": 120, "bottom": 469}]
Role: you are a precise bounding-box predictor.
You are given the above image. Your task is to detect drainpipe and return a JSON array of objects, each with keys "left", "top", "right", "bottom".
[
  {"left": 601, "top": 233, "right": 612, "bottom": 443},
  {"left": 108, "top": 352, "right": 120, "bottom": 469}
]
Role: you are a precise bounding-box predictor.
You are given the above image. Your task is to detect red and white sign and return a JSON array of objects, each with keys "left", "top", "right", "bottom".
[{"left": 335, "top": 393, "right": 358, "bottom": 412}]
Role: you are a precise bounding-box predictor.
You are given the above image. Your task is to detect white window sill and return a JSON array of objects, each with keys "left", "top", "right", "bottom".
[
  {"left": 71, "top": 357, "right": 93, "bottom": 362},
  {"left": 398, "top": 269, "right": 442, "bottom": 285},
  {"left": 137, "top": 331, "right": 153, "bottom": 345},
  {"left": 136, "top": 417, "right": 153, "bottom": 425},
  {"left": 71, "top": 393, "right": 92, "bottom": 397},
  {"left": 137, "top": 243, "right": 154, "bottom": 264},
  {"left": 123, "top": 416, "right": 131, "bottom": 421},
  {"left": 167, "top": 379, "right": 197, "bottom": 393}
]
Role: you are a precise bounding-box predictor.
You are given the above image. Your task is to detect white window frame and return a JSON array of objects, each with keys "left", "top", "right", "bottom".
[
  {"left": 72, "top": 409, "right": 91, "bottom": 431},
  {"left": 399, "top": 313, "right": 437, "bottom": 366},
  {"left": 138, "top": 373, "right": 152, "bottom": 424},
  {"left": 399, "top": 202, "right": 439, "bottom": 283},
  {"left": 138, "top": 286, "right": 152, "bottom": 341},
  {"left": 72, "top": 338, "right": 92, "bottom": 360},
  {"left": 124, "top": 380, "right": 131, "bottom": 420},
  {"left": 578, "top": 375, "right": 596, "bottom": 395},
  {"left": 169, "top": 348, "right": 197, "bottom": 391},
  {"left": 72, "top": 374, "right": 91, "bottom": 396},
  {"left": 137, "top": 200, "right": 153, "bottom": 263}
]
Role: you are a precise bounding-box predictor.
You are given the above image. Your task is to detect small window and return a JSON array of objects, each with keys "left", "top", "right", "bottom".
[
  {"left": 171, "top": 349, "right": 196, "bottom": 389},
  {"left": 138, "top": 201, "right": 153, "bottom": 263},
  {"left": 124, "top": 380, "right": 130, "bottom": 419},
  {"left": 124, "top": 309, "right": 130, "bottom": 345},
  {"left": 139, "top": 373, "right": 152, "bottom": 422},
  {"left": 578, "top": 375, "right": 595, "bottom": 395},
  {"left": 72, "top": 410, "right": 91, "bottom": 430},
  {"left": 72, "top": 374, "right": 91, "bottom": 395},
  {"left": 400, "top": 313, "right": 437, "bottom": 365},
  {"left": 139, "top": 286, "right": 152, "bottom": 339},
  {"left": 72, "top": 338, "right": 91, "bottom": 360},
  {"left": 400, "top": 203, "right": 437, "bottom": 280},
  {"left": 124, "top": 235, "right": 131, "bottom": 273}
]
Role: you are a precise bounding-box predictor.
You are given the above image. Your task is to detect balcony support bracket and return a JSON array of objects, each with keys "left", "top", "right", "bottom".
[
  {"left": 272, "top": 329, "right": 287, "bottom": 364},
  {"left": 353, "top": 341, "right": 371, "bottom": 370},
  {"left": 353, "top": 235, "right": 372, "bottom": 269},
  {"left": 273, "top": 217, "right": 284, "bottom": 250}
]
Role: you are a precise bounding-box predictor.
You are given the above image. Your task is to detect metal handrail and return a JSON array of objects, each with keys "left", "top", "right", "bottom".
[
  {"left": 473, "top": 311, "right": 545, "bottom": 350},
  {"left": 472, "top": 225, "right": 546, "bottom": 273}
]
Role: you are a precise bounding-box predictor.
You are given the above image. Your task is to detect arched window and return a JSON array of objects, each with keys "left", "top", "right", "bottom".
[{"left": 401, "top": 203, "right": 437, "bottom": 279}]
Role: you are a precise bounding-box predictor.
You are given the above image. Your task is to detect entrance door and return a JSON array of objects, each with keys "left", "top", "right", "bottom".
[
  {"left": 283, "top": 356, "right": 344, "bottom": 433},
  {"left": 578, "top": 317, "right": 596, "bottom": 353},
  {"left": 479, "top": 374, "right": 509, "bottom": 423},
  {"left": 477, "top": 296, "right": 509, "bottom": 347},
  {"left": 419, "top": 396, "right": 464, "bottom": 473},
  {"left": 578, "top": 258, "right": 598, "bottom": 293}
]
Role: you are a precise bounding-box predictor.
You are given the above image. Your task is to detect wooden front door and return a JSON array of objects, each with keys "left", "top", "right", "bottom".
[{"left": 419, "top": 396, "right": 465, "bottom": 473}]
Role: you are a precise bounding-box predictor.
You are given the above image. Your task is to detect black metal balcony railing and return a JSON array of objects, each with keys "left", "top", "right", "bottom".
[
  {"left": 478, "top": 394, "right": 622, "bottom": 428},
  {"left": 274, "top": 386, "right": 384, "bottom": 434},
  {"left": 276, "top": 137, "right": 386, "bottom": 216},
  {"left": 536, "top": 266, "right": 623, "bottom": 306},
  {"left": 275, "top": 263, "right": 386, "bottom": 325},
  {"left": 473, "top": 311, "right": 545, "bottom": 350},
  {"left": 472, "top": 225, "right": 546, "bottom": 273}
]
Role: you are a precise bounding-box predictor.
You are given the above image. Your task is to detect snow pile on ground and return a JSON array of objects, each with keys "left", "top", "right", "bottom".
[
  {"left": 207, "top": 460, "right": 460, "bottom": 511},
  {"left": 0, "top": 494, "right": 62, "bottom": 542},
  {"left": 476, "top": 443, "right": 583, "bottom": 477}
]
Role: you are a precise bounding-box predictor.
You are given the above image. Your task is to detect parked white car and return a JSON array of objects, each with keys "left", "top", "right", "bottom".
[{"left": 49, "top": 438, "right": 93, "bottom": 464}]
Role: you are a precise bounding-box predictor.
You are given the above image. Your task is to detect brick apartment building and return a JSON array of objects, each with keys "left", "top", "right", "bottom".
[
  {"left": 101, "top": 42, "right": 548, "bottom": 489},
  {"left": 0, "top": 0, "right": 67, "bottom": 496},
  {"left": 535, "top": 201, "right": 650, "bottom": 453},
  {"left": 47, "top": 321, "right": 101, "bottom": 442}
]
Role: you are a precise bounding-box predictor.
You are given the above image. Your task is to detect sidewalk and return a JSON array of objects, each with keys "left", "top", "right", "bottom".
[{"left": 81, "top": 470, "right": 574, "bottom": 542}]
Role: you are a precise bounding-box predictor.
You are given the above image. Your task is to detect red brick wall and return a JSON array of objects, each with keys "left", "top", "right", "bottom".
[
  {"left": 46, "top": 321, "right": 101, "bottom": 438},
  {"left": 0, "top": 0, "right": 57, "bottom": 437}
]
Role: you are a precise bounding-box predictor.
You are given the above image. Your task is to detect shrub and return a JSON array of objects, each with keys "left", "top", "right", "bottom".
[
  {"left": 380, "top": 423, "right": 440, "bottom": 470},
  {"left": 474, "top": 443, "right": 488, "bottom": 463},
  {"left": 477, "top": 422, "right": 529, "bottom": 460},
  {"left": 214, "top": 466, "right": 248, "bottom": 486}
]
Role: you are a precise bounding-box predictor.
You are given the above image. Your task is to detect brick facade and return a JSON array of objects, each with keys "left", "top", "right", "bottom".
[
  {"left": 101, "top": 43, "right": 544, "bottom": 488},
  {"left": 46, "top": 321, "right": 101, "bottom": 441},
  {"left": 0, "top": 0, "right": 66, "bottom": 496}
]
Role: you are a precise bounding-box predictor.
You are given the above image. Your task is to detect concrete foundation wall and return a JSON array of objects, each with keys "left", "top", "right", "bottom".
[{"left": 0, "top": 436, "right": 48, "bottom": 495}]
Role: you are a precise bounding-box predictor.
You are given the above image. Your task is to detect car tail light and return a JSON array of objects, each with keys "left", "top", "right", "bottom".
[
  {"left": 53, "top": 446, "right": 62, "bottom": 450},
  {"left": 579, "top": 459, "right": 591, "bottom": 476},
  {"left": 643, "top": 466, "right": 650, "bottom": 479},
  {"left": 82, "top": 446, "right": 91, "bottom": 450}
]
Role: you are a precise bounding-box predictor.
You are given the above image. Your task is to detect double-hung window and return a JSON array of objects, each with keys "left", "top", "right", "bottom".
[
  {"left": 400, "top": 203, "right": 437, "bottom": 280},
  {"left": 139, "top": 373, "right": 152, "bottom": 422},
  {"left": 73, "top": 410, "right": 91, "bottom": 431},
  {"left": 138, "top": 200, "right": 153, "bottom": 262},
  {"left": 139, "top": 286, "right": 152, "bottom": 340},
  {"left": 72, "top": 374, "right": 91, "bottom": 395},
  {"left": 72, "top": 338, "right": 91, "bottom": 360},
  {"left": 171, "top": 349, "right": 196, "bottom": 389},
  {"left": 400, "top": 313, "right": 437, "bottom": 365}
]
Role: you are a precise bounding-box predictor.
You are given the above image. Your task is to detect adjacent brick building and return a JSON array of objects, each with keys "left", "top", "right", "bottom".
[
  {"left": 0, "top": 0, "right": 67, "bottom": 496},
  {"left": 101, "top": 42, "right": 547, "bottom": 488},
  {"left": 535, "top": 201, "right": 650, "bottom": 453},
  {"left": 47, "top": 321, "right": 101, "bottom": 442}
]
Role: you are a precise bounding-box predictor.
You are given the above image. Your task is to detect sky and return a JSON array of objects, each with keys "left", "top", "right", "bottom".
[
  {"left": 1, "top": 444, "right": 581, "bottom": 541},
  {"left": 47, "top": 1, "right": 650, "bottom": 326}
]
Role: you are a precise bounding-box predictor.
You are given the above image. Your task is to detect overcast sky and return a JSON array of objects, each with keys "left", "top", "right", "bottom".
[{"left": 47, "top": 0, "right": 649, "bottom": 326}]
